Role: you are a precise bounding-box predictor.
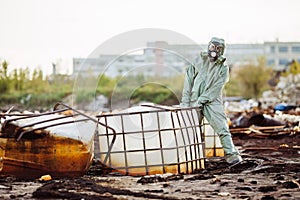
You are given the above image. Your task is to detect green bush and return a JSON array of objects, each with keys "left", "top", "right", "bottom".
[
  {"left": 74, "top": 90, "right": 95, "bottom": 104},
  {"left": 131, "top": 84, "right": 176, "bottom": 104},
  {"left": 0, "top": 79, "right": 9, "bottom": 93}
]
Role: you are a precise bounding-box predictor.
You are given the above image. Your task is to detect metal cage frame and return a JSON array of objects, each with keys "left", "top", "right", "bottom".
[{"left": 95, "top": 105, "right": 206, "bottom": 175}]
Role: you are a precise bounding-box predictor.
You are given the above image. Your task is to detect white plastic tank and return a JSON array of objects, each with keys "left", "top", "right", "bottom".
[
  {"left": 203, "top": 118, "right": 224, "bottom": 157},
  {"left": 96, "top": 105, "right": 205, "bottom": 176}
]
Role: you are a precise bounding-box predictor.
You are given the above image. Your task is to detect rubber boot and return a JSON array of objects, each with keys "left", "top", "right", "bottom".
[{"left": 219, "top": 134, "right": 242, "bottom": 164}]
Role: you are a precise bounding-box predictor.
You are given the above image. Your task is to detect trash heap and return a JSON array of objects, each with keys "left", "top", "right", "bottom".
[
  {"left": 224, "top": 69, "right": 300, "bottom": 138},
  {"left": 261, "top": 73, "right": 300, "bottom": 108}
]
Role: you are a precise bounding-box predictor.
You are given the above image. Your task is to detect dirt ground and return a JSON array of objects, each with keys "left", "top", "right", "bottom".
[{"left": 0, "top": 133, "right": 299, "bottom": 200}]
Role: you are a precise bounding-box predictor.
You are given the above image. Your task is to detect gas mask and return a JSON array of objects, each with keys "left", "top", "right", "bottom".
[{"left": 208, "top": 38, "right": 225, "bottom": 62}]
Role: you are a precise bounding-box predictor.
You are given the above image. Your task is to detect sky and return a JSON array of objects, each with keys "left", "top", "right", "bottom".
[{"left": 0, "top": 0, "right": 300, "bottom": 75}]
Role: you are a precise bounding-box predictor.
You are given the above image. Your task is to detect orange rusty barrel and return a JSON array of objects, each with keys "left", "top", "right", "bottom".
[
  {"left": 0, "top": 103, "right": 96, "bottom": 179},
  {"left": 0, "top": 135, "right": 94, "bottom": 179}
]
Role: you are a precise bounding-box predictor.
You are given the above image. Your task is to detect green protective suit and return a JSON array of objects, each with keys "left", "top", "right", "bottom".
[{"left": 180, "top": 44, "right": 240, "bottom": 158}]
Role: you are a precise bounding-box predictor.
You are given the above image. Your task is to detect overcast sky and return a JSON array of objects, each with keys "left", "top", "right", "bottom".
[{"left": 0, "top": 0, "right": 299, "bottom": 74}]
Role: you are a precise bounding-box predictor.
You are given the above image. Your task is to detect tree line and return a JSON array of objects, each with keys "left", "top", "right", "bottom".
[{"left": 1, "top": 57, "right": 285, "bottom": 110}]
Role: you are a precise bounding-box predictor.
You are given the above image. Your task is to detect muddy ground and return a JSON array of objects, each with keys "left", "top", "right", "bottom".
[{"left": 0, "top": 133, "right": 299, "bottom": 200}]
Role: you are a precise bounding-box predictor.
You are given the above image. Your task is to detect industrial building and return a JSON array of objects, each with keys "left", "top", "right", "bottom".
[{"left": 73, "top": 40, "right": 300, "bottom": 78}]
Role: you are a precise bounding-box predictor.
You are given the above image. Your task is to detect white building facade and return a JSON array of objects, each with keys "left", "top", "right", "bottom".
[
  {"left": 73, "top": 41, "right": 300, "bottom": 78},
  {"left": 264, "top": 41, "right": 300, "bottom": 71}
]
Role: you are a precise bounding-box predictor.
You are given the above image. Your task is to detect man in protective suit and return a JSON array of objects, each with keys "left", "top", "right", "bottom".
[{"left": 180, "top": 37, "right": 242, "bottom": 164}]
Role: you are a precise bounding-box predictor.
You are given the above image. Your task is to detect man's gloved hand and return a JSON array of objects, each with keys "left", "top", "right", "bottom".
[{"left": 198, "top": 102, "right": 204, "bottom": 110}]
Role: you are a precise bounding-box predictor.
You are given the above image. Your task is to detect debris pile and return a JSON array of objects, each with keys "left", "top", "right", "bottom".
[
  {"left": 262, "top": 73, "right": 300, "bottom": 108},
  {"left": 226, "top": 72, "right": 300, "bottom": 137},
  {"left": 229, "top": 111, "right": 300, "bottom": 138}
]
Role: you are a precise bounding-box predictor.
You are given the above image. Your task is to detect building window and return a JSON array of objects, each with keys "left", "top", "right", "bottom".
[
  {"left": 292, "top": 46, "right": 300, "bottom": 52},
  {"left": 279, "top": 59, "right": 289, "bottom": 65},
  {"left": 278, "top": 46, "right": 288, "bottom": 53},
  {"left": 270, "top": 46, "right": 275, "bottom": 53},
  {"left": 267, "top": 59, "right": 275, "bottom": 66}
]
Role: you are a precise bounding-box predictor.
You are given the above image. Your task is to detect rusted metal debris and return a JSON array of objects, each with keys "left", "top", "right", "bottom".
[{"left": 0, "top": 102, "right": 97, "bottom": 179}]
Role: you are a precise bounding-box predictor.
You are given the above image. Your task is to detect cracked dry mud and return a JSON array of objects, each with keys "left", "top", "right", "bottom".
[{"left": 0, "top": 134, "right": 299, "bottom": 200}]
